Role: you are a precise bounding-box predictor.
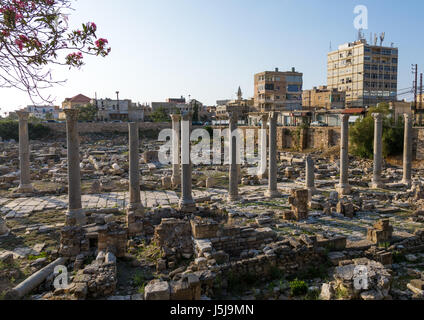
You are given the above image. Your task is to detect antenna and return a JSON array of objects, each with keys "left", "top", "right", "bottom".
[
  {"left": 380, "top": 32, "right": 385, "bottom": 46},
  {"left": 329, "top": 41, "right": 332, "bottom": 51}
]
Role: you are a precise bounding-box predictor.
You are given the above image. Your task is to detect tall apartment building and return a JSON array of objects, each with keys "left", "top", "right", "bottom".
[
  {"left": 254, "top": 67, "right": 303, "bottom": 112},
  {"left": 302, "top": 86, "right": 346, "bottom": 110},
  {"left": 327, "top": 39, "right": 398, "bottom": 108}
]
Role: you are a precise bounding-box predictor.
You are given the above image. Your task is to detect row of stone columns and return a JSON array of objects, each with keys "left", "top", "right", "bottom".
[
  {"left": 331, "top": 112, "right": 413, "bottom": 196},
  {"left": 16, "top": 107, "right": 414, "bottom": 229}
]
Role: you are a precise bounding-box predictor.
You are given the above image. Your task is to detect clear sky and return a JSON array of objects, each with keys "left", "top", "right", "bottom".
[{"left": 1, "top": 0, "right": 423, "bottom": 113}]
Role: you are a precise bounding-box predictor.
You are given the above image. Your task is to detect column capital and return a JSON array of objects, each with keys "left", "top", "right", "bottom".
[
  {"left": 372, "top": 113, "right": 383, "bottom": 121},
  {"left": 228, "top": 111, "right": 238, "bottom": 122},
  {"left": 16, "top": 110, "right": 29, "bottom": 121},
  {"left": 269, "top": 111, "right": 278, "bottom": 121},
  {"left": 64, "top": 108, "right": 79, "bottom": 121},
  {"left": 259, "top": 113, "right": 269, "bottom": 122},
  {"left": 404, "top": 113, "right": 412, "bottom": 123},
  {"left": 340, "top": 114, "right": 350, "bottom": 122},
  {"left": 170, "top": 114, "right": 181, "bottom": 122},
  {"left": 181, "top": 112, "right": 192, "bottom": 122}
]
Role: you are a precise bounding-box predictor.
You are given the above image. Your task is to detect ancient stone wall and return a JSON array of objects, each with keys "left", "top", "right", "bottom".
[
  {"left": 215, "top": 239, "right": 327, "bottom": 281},
  {"left": 45, "top": 122, "right": 171, "bottom": 134}
]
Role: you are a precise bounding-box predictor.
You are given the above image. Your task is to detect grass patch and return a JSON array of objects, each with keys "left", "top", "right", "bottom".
[
  {"left": 289, "top": 279, "right": 308, "bottom": 297},
  {"left": 137, "top": 283, "right": 146, "bottom": 295},
  {"left": 335, "top": 286, "right": 350, "bottom": 300},
  {"left": 133, "top": 272, "right": 146, "bottom": 287},
  {"left": 27, "top": 252, "right": 48, "bottom": 261},
  {"left": 136, "top": 241, "right": 162, "bottom": 264}
]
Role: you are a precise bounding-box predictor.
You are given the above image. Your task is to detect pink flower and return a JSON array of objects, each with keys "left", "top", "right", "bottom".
[
  {"left": 95, "top": 38, "right": 108, "bottom": 48},
  {"left": 15, "top": 39, "right": 23, "bottom": 51}
]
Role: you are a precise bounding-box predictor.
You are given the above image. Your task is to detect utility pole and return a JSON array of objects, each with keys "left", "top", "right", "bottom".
[
  {"left": 420, "top": 73, "right": 423, "bottom": 110},
  {"left": 116, "top": 91, "right": 120, "bottom": 121},
  {"left": 419, "top": 73, "right": 423, "bottom": 126},
  {"left": 412, "top": 64, "right": 418, "bottom": 110}
]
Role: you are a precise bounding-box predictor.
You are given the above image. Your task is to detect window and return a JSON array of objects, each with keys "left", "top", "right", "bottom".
[
  {"left": 287, "top": 85, "right": 301, "bottom": 92},
  {"left": 265, "top": 84, "right": 274, "bottom": 90},
  {"left": 392, "top": 58, "right": 398, "bottom": 64}
]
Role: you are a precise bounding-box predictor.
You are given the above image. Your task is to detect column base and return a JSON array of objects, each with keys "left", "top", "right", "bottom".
[
  {"left": 126, "top": 203, "right": 145, "bottom": 217},
  {"left": 307, "top": 187, "right": 317, "bottom": 195},
  {"left": 227, "top": 195, "right": 240, "bottom": 203},
  {"left": 171, "top": 175, "right": 181, "bottom": 188},
  {"left": 65, "top": 209, "right": 87, "bottom": 227},
  {"left": 370, "top": 181, "right": 385, "bottom": 189},
  {"left": 401, "top": 179, "right": 412, "bottom": 188},
  {"left": 265, "top": 190, "right": 281, "bottom": 199},
  {"left": 16, "top": 184, "right": 34, "bottom": 194},
  {"left": 258, "top": 166, "right": 268, "bottom": 180},
  {"left": 179, "top": 199, "right": 196, "bottom": 213},
  {"left": 335, "top": 184, "right": 352, "bottom": 195}
]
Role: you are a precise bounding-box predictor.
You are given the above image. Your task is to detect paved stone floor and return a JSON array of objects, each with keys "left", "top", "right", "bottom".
[
  {"left": 0, "top": 181, "right": 421, "bottom": 245},
  {"left": 0, "top": 188, "right": 229, "bottom": 218}
]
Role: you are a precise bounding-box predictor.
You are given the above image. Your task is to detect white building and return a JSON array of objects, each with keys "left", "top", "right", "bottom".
[
  {"left": 95, "top": 98, "right": 144, "bottom": 122},
  {"left": 26, "top": 105, "right": 61, "bottom": 119}
]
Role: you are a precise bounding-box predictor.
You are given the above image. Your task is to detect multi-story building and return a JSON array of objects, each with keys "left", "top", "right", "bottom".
[
  {"left": 254, "top": 67, "right": 303, "bottom": 112},
  {"left": 167, "top": 96, "right": 186, "bottom": 104},
  {"left": 62, "top": 94, "right": 92, "bottom": 109},
  {"left": 150, "top": 98, "right": 205, "bottom": 117},
  {"left": 216, "top": 87, "right": 254, "bottom": 123},
  {"left": 95, "top": 98, "right": 144, "bottom": 122},
  {"left": 302, "top": 86, "right": 346, "bottom": 110},
  {"left": 327, "top": 39, "right": 398, "bottom": 108},
  {"left": 26, "top": 105, "right": 61, "bottom": 119}
]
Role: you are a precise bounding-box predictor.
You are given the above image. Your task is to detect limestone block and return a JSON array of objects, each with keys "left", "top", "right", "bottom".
[{"left": 144, "top": 281, "right": 170, "bottom": 300}]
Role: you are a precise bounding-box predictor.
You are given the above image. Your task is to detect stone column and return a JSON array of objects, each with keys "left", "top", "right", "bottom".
[
  {"left": 259, "top": 114, "right": 268, "bottom": 179},
  {"left": 371, "top": 113, "right": 385, "bottom": 189},
  {"left": 179, "top": 113, "right": 196, "bottom": 213},
  {"left": 171, "top": 114, "right": 181, "bottom": 187},
  {"left": 402, "top": 113, "right": 413, "bottom": 186},
  {"left": 64, "top": 109, "right": 86, "bottom": 226},
  {"left": 16, "top": 111, "right": 33, "bottom": 193},
  {"left": 266, "top": 112, "right": 280, "bottom": 198},
  {"left": 228, "top": 112, "right": 240, "bottom": 202},
  {"left": 305, "top": 155, "right": 316, "bottom": 195},
  {"left": 336, "top": 114, "right": 352, "bottom": 195},
  {"left": 127, "top": 123, "right": 144, "bottom": 218}
]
